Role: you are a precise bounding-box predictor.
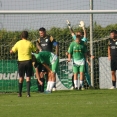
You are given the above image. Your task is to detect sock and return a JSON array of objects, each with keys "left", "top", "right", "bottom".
[
  {"left": 80, "top": 80, "right": 83, "bottom": 87},
  {"left": 40, "top": 78, "right": 45, "bottom": 92},
  {"left": 112, "top": 81, "right": 116, "bottom": 87},
  {"left": 44, "top": 74, "right": 48, "bottom": 83},
  {"left": 74, "top": 80, "right": 78, "bottom": 88},
  {"left": 37, "top": 80, "right": 40, "bottom": 91},
  {"left": 53, "top": 82, "right": 56, "bottom": 88},
  {"left": 19, "top": 83, "right": 23, "bottom": 95},
  {"left": 85, "top": 73, "right": 91, "bottom": 86},
  {"left": 49, "top": 81, "right": 55, "bottom": 91},
  {"left": 46, "top": 81, "right": 51, "bottom": 91},
  {"left": 27, "top": 81, "right": 30, "bottom": 95},
  {"left": 72, "top": 75, "right": 74, "bottom": 87}
]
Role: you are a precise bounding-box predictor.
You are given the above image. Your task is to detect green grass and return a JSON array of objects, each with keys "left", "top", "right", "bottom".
[{"left": 0, "top": 89, "right": 117, "bottom": 117}]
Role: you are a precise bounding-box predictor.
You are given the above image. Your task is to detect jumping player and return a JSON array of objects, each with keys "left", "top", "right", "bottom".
[{"left": 67, "top": 20, "right": 94, "bottom": 88}]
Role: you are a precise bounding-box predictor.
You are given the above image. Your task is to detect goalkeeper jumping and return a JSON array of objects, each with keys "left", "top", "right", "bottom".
[{"left": 66, "top": 20, "right": 94, "bottom": 89}]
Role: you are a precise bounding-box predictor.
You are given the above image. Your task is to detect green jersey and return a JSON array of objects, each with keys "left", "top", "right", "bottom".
[
  {"left": 68, "top": 41, "right": 87, "bottom": 60},
  {"left": 33, "top": 51, "right": 57, "bottom": 65}
]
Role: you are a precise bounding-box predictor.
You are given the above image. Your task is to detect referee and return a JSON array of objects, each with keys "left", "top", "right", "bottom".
[
  {"left": 10, "top": 31, "right": 36, "bottom": 97},
  {"left": 36, "top": 27, "right": 59, "bottom": 91}
]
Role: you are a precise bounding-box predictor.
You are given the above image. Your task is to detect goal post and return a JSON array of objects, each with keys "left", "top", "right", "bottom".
[
  {"left": 0, "top": 10, "right": 117, "bottom": 14},
  {"left": 0, "top": 10, "right": 117, "bottom": 92}
]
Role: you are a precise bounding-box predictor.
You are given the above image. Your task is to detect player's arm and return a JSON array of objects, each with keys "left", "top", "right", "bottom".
[
  {"left": 108, "top": 39, "right": 111, "bottom": 60},
  {"left": 10, "top": 43, "right": 18, "bottom": 54},
  {"left": 66, "top": 20, "right": 75, "bottom": 37},
  {"left": 32, "top": 55, "right": 43, "bottom": 85},
  {"left": 82, "top": 26, "right": 86, "bottom": 38},
  {"left": 50, "top": 36, "right": 59, "bottom": 56},
  {"left": 35, "top": 67, "right": 43, "bottom": 85},
  {"left": 108, "top": 46, "right": 111, "bottom": 60},
  {"left": 87, "top": 51, "right": 95, "bottom": 59},
  {"left": 84, "top": 43, "right": 90, "bottom": 66},
  {"left": 54, "top": 42, "right": 59, "bottom": 56},
  {"left": 85, "top": 53, "right": 90, "bottom": 66},
  {"left": 36, "top": 38, "right": 42, "bottom": 52},
  {"left": 67, "top": 43, "right": 73, "bottom": 61}
]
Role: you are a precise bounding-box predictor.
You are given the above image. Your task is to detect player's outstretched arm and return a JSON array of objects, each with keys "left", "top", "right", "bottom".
[
  {"left": 79, "top": 21, "right": 86, "bottom": 38},
  {"left": 66, "top": 20, "right": 75, "bottom": 36},
  {"left": 82, "top": 26, "right": 86, "bottom": 38}
]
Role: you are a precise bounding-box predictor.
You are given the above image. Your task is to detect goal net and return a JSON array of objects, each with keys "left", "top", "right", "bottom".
[{"left": 0, "top": 0, "right": 117, "bottom": 92}]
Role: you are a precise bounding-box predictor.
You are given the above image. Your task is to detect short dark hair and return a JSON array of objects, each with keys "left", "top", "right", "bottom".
[
  {"left": 21, "top": 31, "right": 28, "bottom": 39},
  {"left": 39, "top": 27, "right": 46, "bottom": 32},
  {"left": 76, "top": 35, "right": 81, "bottom": 39},
  {"left": 110, "top": 30, "right": 116, "bottom": 34}
]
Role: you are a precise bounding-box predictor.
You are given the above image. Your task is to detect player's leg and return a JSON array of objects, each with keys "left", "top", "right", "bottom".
[
  {"left": 79, "top": 65, "right": 85, "bottom": 90},
  {"left": 73, "top": 66, "right": 78, "bottom": 89},
  {"left": 110, "top": 59, "right": 116, "bottom": 89},
  {"left": 111, "top": 71, "right": 116, "bottom": 89},
  {"left": 46, "top": 72, "right": 52, "bottom": 92},
  {"left": 39, "top": 72, "right": 45, "bottom": 93},
  {"left": 48, "top": 58, "right": 59, "bottom": 92},
  {"left": 70, "top": 74, "right": 75, "bottom": 90},
  {"left": 18, "top": 61, "right": 25, "bottom": 97},
  {"left": 84, "top": 61, "right": 91, "bottom": 87},
  {"left": 36, "top": 63, "right": 42, "bottom": 92},
  {"left": 53, "top": 58, "right": 59, "bottom": 91},
  {"left": 25, "top": 60, "right": 33, "bottom": 97},
  {"left": 18, "top": 77, "right": 24, "bottom": 97}
]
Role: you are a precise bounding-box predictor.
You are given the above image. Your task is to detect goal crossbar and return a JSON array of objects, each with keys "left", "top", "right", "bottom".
[{"left": 0, "top": 10, "right": 117, "bottom": 14}]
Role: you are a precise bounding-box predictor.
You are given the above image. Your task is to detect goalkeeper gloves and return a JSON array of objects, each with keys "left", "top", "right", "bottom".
[
  {"left": 66, "top": 20, "right": 71, "bottom": 29},
  {"left": 79, "top": 21, "right": 85, "bottom": 29}
]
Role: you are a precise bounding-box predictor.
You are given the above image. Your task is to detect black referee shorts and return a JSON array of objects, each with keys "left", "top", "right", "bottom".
[
  {"left": 18, "top": 60, "right": 33, "bottom": 78},
  {"left": 111, "top": 59, "right": 117, "bottom": 71}
]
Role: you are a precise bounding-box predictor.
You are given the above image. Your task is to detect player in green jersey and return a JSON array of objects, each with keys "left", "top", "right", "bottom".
[
  {"left": 67, "top": 20, "right": 94, "bottom": 89},
  {"left": 32, "top": 51, "right": 59, "bottom": 93},
  {"left": 68, "top": 35, "right": 88, "bottom": 90}
]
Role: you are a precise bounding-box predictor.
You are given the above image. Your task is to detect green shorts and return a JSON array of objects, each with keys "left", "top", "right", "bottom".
[
  {"left": 51, "top": 58, "right": 59, "bottom": 73},
  {"left": 73, "top": 65, "right": 85, "bottom": 73}
]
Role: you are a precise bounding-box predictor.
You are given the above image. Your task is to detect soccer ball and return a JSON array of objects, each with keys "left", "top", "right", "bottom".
[{"left": 52, "top": 87, "right": 56, "bottom": 91}]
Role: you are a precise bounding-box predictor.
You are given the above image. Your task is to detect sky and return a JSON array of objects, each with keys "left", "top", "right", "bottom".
[{"left": 0, "top": 0, "right": 117, "bottom": 31}]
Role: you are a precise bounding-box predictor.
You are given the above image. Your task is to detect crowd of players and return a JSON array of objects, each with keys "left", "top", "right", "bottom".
[{"left": 10, "top": 21, "right": 117, "bottom": 97}]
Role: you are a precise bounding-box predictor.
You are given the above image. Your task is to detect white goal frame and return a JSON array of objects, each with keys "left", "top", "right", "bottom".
[{"left": 0, "top": 9, "right": 117, "bottom": 87}]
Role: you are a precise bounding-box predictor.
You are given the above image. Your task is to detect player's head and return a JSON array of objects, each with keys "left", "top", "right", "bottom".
[
  {"left": 75, "top": 35, "right": 81, "bottom": 43},
  {"left": 75, "top": 31, "right": 84, "bottom": 38},
  {"left": 21, "top": 31, "right": 28, "bottom": 39},
  {"left": 39, "top": 27, "right": 46, "bottom": 37},
  {"left": 110, "top": 30, "right": 116, "bottom": 39}
]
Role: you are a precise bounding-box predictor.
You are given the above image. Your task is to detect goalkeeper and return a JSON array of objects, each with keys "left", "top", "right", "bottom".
[
  {"left": 32, "top": 51, "right": 59, "bottom": 93},
  {"left": 67, "top": 20, "right": 94, "bottom": 88}
]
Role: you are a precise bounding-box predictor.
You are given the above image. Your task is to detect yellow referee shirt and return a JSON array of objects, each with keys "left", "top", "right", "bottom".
[{"left": 12, "top": 39, "right": 36, "bottom": 61}]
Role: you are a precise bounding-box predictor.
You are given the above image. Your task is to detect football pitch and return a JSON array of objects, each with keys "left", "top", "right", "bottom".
[{"left": 0, "top": 89, "right": 117, "bottom": 117}]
